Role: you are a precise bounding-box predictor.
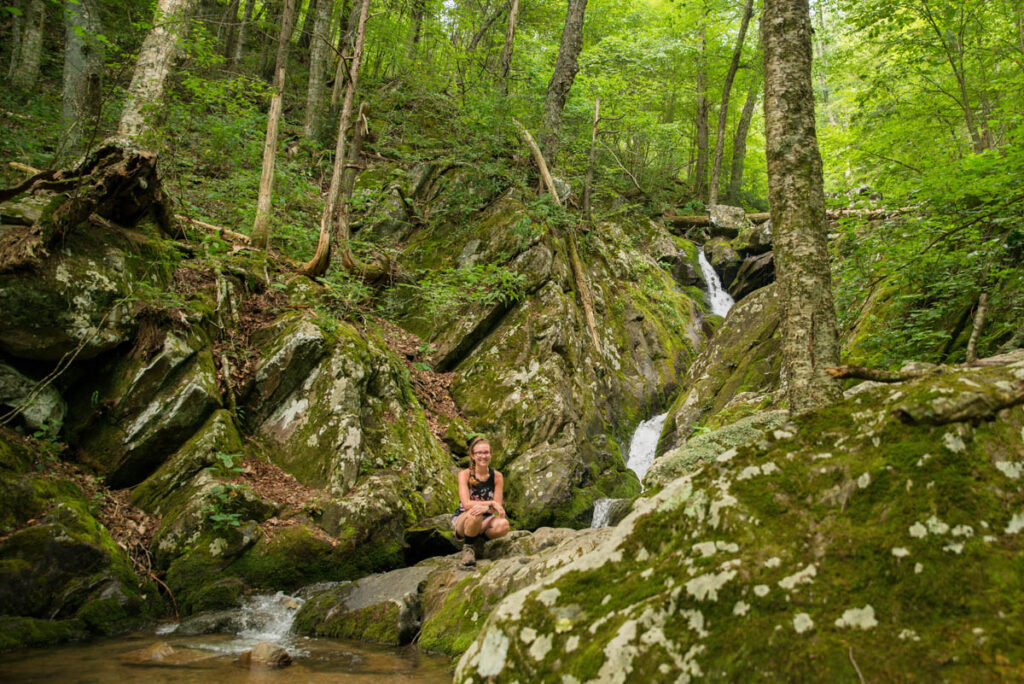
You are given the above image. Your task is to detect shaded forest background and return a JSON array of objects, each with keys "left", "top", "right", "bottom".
[{"left": 2, "top": 0, "right": 1023, "bottom": 366}]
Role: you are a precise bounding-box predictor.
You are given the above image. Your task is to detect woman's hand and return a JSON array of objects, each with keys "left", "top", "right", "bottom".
[
  {"left": 469, "top": 502, "right": 491, "bottom": 516},
  {"left": 491, "top": 502, "right": 506, "bottom": 518}
]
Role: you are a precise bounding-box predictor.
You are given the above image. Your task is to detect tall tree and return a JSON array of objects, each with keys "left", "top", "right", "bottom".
[
  {"left": 230, "top": 0, "right": 258, "bottom": 68},
  {"left": 62, "top": 0, "right": 104, "bottom": 151},
  {"left": 541, "top": 0, "right": 588, "bottom": 163},
  {"left": 692, "top": 23, "right": 709, "bottom": 199},
  {"left": 118, "top": 0, "right": 199, "bottom": 142},
  {"left": 708, "top": 0, "right": 755, "bottom": 205},
  {"left": 10, "top": 0, "right": 45, "bottom": 89},
  {"left": 407, "top": 0, "right": 427, "bottom": 59},
  {"left": 499, "top": 0, "right": 520, "bottom": 93},
  {"left": 252, "top": 0, "right": 299, "bottom": 248},
  {"left": 763, "top": 0, "right": 842, "bottom": 413},
  {"left": 299, "top": 0, "right": 319, "bottom": 49},
  {"left": 303, "top": 0, "right": 334, "bottom": 136},
  {"left": 727, "top": 74, "right": 760, "bottom": 203}
]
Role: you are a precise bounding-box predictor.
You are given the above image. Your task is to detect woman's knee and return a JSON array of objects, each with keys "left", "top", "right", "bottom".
[
  {"left": 462, "top": 513, "right": 484, "bottom": 534},
  {"left": 487, "top": 518, "right": 510, "bottom": 538}
]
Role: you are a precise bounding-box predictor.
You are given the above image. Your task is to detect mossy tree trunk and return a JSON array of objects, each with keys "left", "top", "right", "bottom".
[
  {"left": 499, "top": 0, "right": 520, "bottom": 94},
  {"left": 541, "top": 0, "right": 588, "bottom": 164},
  {"left": 728, "top": 74, "right": 760, "bottom": 204},
  {"left": 61, "top": 0, "right": 104, "bottom": 152},
  {"left": 252, "top": 0, "right": 299, "bottom": 249},
  {"left": 230, "top": 0, "right": 257, "bottom": 68},
  {"left": 692, "top": 24, "right": 709, "bottom": 200},
  {"left": 763, "top": 0, "right": 842, "bottom": 414}
]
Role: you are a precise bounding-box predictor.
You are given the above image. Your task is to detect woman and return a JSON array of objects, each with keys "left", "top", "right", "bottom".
[{"left": 451, "top": 436, "right": 510, "bottom": 566}]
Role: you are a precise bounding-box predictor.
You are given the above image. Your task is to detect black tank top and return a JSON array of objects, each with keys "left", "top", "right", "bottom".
[{"left": 454, "top": 467, "right": 495, "bottom": 515}]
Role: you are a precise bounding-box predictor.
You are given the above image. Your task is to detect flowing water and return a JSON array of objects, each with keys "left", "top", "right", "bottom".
[
  {"left": 591, "top": 412, "right": 669, "bottom": 528},
  {"left": 697, "top": 249, "right": 735, "bottom": 317},
  {"left": 0, "top": 592, "right": 451, "bottom": 683}
]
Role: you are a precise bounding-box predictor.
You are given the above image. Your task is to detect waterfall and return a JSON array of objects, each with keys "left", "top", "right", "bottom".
[
  {"left": 697, "top": 249, "right": 735, "bottom": 317},
  {"left": 591, "top": 412, "right": 669, "bottom": 528},
  {"left": 155, "top": 591, "right": 309, "bottom": 653}
]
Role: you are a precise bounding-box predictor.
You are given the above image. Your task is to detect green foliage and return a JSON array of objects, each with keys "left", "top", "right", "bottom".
[
  {"left": 413, "top": 263, "right": 526, "bottom": 318},
  {"left": 201, "top": 483, "right": 251, "bottom": 531}
]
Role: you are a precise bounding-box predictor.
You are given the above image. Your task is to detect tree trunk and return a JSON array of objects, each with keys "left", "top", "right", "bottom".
[
  {"left": 303, "top": 0, "right": 333, "bottom": 136},
  {"left": 692, "top": 25, "right": 709, "bottom": 200},
  {"left": 965, "top": 292, "right": 988, "bottom": 364},
  {"left": 220, "top": 0, "right": 241, "bottom": 58},
  {"left": 10, "top": 0, "right": 45, "bottom": 89},
  {"left": 6, "top": 0, "right": 25, "bottom": 82},
  {"left": 763, "top": 0, "right": 842, "bottom": 414},
  {"left": 728, "top": 75, "right": 759, "bottom": 203},
  {"left": 259, "top": 0, "right": 284, "bottom": 80},
  {"left": 62, "top": 0, "right": 104, "bottom": 152},
  {"left": 231, "top": 0, "right": 257, "bottom": 68},
  {"left": 330, "top": 0, "right": 357, "bottom": 110},
  {"left": 541, "top": 0, "right": 588, "bottom": 164},
  {"left": 498, "top": 0, "right": 519, "bottom": 94},
  {"left": 299, "top": 0, "right": 319, "bottom": 50},
  {"left": 118, "top": 0, "right": 199, "bottom": 143},
  {"left": 583, "top": 96, "right": 599, "bottom": 221},
  {"left": 407, "top": 0, "right": 426, "bottom": 60},
  {"left": 252, "top": 0, "right": 299, "bottom": 249},
  {"left": 708, "top": 0, "right": 754, "bottom": 206},
  {"left": 298, "top": 0, "right": 370, "bottom": 278}
]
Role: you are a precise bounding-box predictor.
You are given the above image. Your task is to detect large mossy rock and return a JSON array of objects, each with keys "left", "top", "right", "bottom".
[
  {"left": 454, "top": 357, "right": 1024, "bottom": 682},
  {"left": 392, "top": 195, "right": 706, "bottom": 529},
  {"left": 661, "top": 284, "right": 782, "bottom": 455},
  {"left": 0, "top": 431, "right": 160, "bottom": 650}
]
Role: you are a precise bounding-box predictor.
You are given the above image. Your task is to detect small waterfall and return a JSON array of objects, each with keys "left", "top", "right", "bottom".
[
  {"left": 592, "top": 412, "right": 669, "bottom": 528},
  {"left": 697, "top": 249, "right": 735, "bottom": 317},
  {"left": 156, "top": 591, "right": 308, "bottom": 654}
]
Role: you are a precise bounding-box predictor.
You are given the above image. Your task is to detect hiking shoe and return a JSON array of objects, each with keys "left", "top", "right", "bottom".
[{"left": 460, "top": 544, "right": 476, "bottom": 567}]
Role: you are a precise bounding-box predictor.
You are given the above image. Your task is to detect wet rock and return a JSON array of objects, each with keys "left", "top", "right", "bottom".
[
  {"left": 728, "top": 251, "right": 775, "bottom": 301},
  {"left": 238, "top": 642, "right": 292, "bottom": 669},
  {"left": 119, "top": 642, "right": 176, "bottom": 665},
  {"left": 0, "top": 362, "right": 66, "bottom": 431},
  {"left": 703, "top": 238, "right": 742, "bottom": 290},
  {"left": 732, "top": 217, "right": 773, "bottom": 255},
  {"left": 119, "top": 641, "right": 220, "bottom": 667}
]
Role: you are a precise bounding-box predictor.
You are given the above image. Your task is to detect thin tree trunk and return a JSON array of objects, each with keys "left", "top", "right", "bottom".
[
  {"left": 259, "top": 0, "right": 284, "bottom": 80},
  {"left": 62, "top": 0, "right": 104, "bottom": 152},
  {"left": 583, "top": 96, "right": 599, "bottom": 221},
  {"left": 407, "top": 0, "right": 426, "bottom": 60},
  {"left": 498, "top": 0, "right": 519, "bottom": 93},
  {"left": 6, "top": 0, "right": 25, "bottom": 81},
  {"left": 965, "top": 292, "right": 988, "bottom": 364},
  {"left": 728, "top": 75, "right": 759, "bottom": 203},
  {"left": 708, "top": 0, "right": 754, "bottom": 206},
  {"left": 763, "top": 0, "right": 842, "bottom": 414},
  {"left": 252, "top": 0, "right": 299, "bottom": 249},
  {"left": 693, "top": 24, "right": 709, "bottom": 200},
  {"left": 330, "top": 0, "right": 357, "bottom": 110},
  {"left": 231, "top": 0, "right": 257, "bottom": 68},
  {"left": 11, "top": 0, "right": 45, "bottom": 89},
  {"left": 812, "top": 0, "right": 836, "bottom": 125},
  {"left": 220, "top": 0, "right": 241, "bottom": 58},
  {"left": 340, "top": 100, "right": 369, "bottom": 199},
  {"left": 299, "top": 0, "right": 370, "bottom": 278},
  {"left": 541, "top": 0, "right": 588, "bottom": 164},
  {"left": 118, "top": 0, "right": 199, "bottom": 142},
  {"left": 299, "top": 0, "right": 319, "bottom": 49},
  {"left": 303, "top": 0, "right": 333, "bottom": 136}
]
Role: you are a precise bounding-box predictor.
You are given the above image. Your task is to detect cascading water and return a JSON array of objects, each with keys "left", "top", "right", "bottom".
[
  {"left": 591, "top": 412, "right": 668, "bottom": 528},
  {"left": 697, "top": 249, "right": 735, "bottom": 317}
]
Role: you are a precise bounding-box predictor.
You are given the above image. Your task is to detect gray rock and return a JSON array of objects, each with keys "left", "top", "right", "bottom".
[
  {"left": 728, "top": 251, "right": 775, "bottom": 301},
  {"left": 704, "top": 238, "right": 742, "bottom": 289},
  {"left": 708, "top": 204, "right": 750, "bottom": 238},
  {"left": 0, "top": 362, "right": 66, "bottom": 431},
  {"left": 238, "top": 642, "right": 291, "bottom": 669}
]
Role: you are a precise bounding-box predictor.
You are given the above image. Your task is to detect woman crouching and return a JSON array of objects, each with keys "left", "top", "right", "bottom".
[{"left": 452, "top": 436, "right": 510, "bottom": 566}]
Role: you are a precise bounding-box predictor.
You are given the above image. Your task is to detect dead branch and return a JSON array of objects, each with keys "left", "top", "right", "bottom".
[
  {"left": 599, "top": 140, "right": 645, "bottom": 195},
  {"left": 825, "top": 365, "right": 937, "bottom": 382},
  {"left": 174, "top": 214, "right": 252, "bottom": 245},
  {"left": 965, "top": 292, "right": 988, "bottom": 364}
]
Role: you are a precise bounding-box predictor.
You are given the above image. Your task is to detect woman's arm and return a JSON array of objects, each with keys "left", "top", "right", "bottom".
[
  {"left": 492, "top": 471, "right": 505, "bottom": 517},
  {"left": 458, "top": 470, "right": 490, "bottom": 515}
]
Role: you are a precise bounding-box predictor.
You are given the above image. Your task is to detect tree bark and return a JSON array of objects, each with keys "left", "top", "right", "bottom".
[
  {"left": 965, "top": 291, "right": 988, "bottom": 364},
  {"left": 763, "top": 0, "right": 842, "bottom": 414},
  {"left": 708, "top": 0, "right": 754, "bottom": 206},
  {"left": 407, "top": 0, "right": 427, "bottom": 60},
  {"left": 259, "top": 0, "right": 284, "bottom": 80},
  {"left": 303, "top": 0, "right": 334, "bottom": 136},
  {"left": 220, "top": 0, "right": 241, "bottom": 58},
  {"left": 498, "top": 0, "right": 519, "bottom": 93},
  {"left": 728, "top": 75, "right": 759, "bottom": 203},
  {"left": 231, "top": 0, "right": 257, "bottom": 68},
  {"left": 541, "top": 0, "right": 588, "bottom": 164},
  {"left": 330, "top": 0, "right": 357, "bottom": 110},
  {"left": 62, "top": 0, "right": 104, "bottom": 152},
  {"left": 299, "top": 0, "right": 319, "bottom": 49},
  {"left": 583, "top": 96, "right": 599, "bottom": 221},
  {"left": 6, "top": 0, "right": 25, "bottom": 82},
  {"left": 252, "top": 0, "right": 299, "bottom": 249},
  {"left": 692, "top": 24, "right": 709, "bottom": 200},
  {"left": 298, "top": 0, "right": 370, "bottom": 278},
  {"left": 10, "top": 0, "right": 45, "bottom": 89},
  {"left": 118, "top": 0, "right": 199, "bottom": 142}
]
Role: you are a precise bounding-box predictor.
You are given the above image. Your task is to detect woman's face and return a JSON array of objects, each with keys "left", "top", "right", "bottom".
[{"left": 471, "top": 442, "right": 492, "bottom": 469}]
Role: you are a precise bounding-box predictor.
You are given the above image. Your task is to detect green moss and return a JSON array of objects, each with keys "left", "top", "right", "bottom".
[
  {"left": 0, "top": 616, "right": 87, "bottom": 652},
  {"left": 419, "top": 574, "right": 491, "bottom": 656}
]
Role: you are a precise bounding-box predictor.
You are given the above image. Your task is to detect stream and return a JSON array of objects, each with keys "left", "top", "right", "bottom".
[{"left": 591, "top": 412, "right": 668, "bottom": 528}]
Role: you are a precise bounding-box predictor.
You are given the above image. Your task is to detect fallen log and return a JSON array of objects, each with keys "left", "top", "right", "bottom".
[
  {"left": 174, "top": 214, "right": 252, "bottom": 245},
  {"left": 825, "top": 365, "right": 936, "bottom": 383},
  {"left": 664, "top": 207, "right": 912, "bottom": 229}
]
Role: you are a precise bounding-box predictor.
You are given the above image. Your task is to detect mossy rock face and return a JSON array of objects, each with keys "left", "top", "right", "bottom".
[
  {"left": 661, "top": 284, "right": 783, "bottom": 456},
  {"left": 454, "top": 358, "right": 1024, "bottom": 682},
  {"left": 67, "top": 330, "right": 222, "bottom": 488},
  {"left": 293, "top": 565, "right": 434, "bottom": 645},
  {"left": 703, "top": 237, "right": 741, "bottom": 289},
  {"left": 0, "top": 434, "right": 158, "bottom": 645},
  {"left": 0, "top": 220, "right": 175, "bottom": 363},
  {"left": 407, "top": 208, "right": 704, "bottom": 530},
  {"left": 0, "top": 616, "right": 87, "bottom": 652},
  {"left": 0, "top": 361, "right": 66, "bottom": 432}
]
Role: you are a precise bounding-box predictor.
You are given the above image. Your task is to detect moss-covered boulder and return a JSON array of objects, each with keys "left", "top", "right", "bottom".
[
  {"left": 454, "top": 356, "right": 1024, "bottom": 681},
  {"left": 0, "top": 431, "right": 159, "bottom": 650},
  {"left": 0, "top": 361, "right": 66, "bottom": 432},
  {"left": 67, "top": 330, "right": 222, "bottom": 488},
  {"left": 661, "top": 284, "right": 783, "bottom": 455}
]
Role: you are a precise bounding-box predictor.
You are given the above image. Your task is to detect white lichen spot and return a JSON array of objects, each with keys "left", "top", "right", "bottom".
[
  {"left": 681, "top": 609, "right": 708, "bottom": 638},
  {"left": 685, "top": 569, "right": 737, "bottom": 602},
  {"left": 898, "top": 629, "right": 921, "bottom": 642},
  {"left": 811, "top": 452, "right": 833, "bottom": 461},
  {"left": 909, "top": 522, "right": 928, "bottom": 538},
  {"left": 562, "top": 676, "right": 581, "bottom": 684},
  {"left": 761, "top": 462, "right": 780, "bottom": 475},
  {"left": 733, "top": 601, "right": 750, "bottom": 616},
  {"left": 601, "top": 594, "right": 612, "bottom": 606},
  {"left": 764, "top": 557, "right": 781, "bottom": 568},
  {"left": 565, "top": 636, "right": 579, "bottom": 653},
  {"left": 943, "top": 431, "right": 966, "bottom": 453},
  {"left": 537, "top": 588, "right": 560, "bottom": 607},
  {"left": 636, "top": 546, "right": 650, "bottom": 562},
  {"left": 716, "top": 448, "right": 738, "bottom": 463},
  {"left": 995, "top": 461, "right": 1023, "bottom": 480},
  {"left": 872, "top": 436, "right": 881, "bottom": 448},
  {"left": 708, "top": 492, "right": 737, "bottom": 529},
  {"left": 943, "top": 542, "right": 964, "bottom": 554},
  {"left": 834, "top": 605, "right": 878, "bottom": 630},
  {"left": 914, "top": 563, "right": 924, "bottom": 574},
  {"left": 916, "top": 453, "right": 933, "bottom": 467},
  {"left": 778, "top": 564, "right": 817, "bottom": 590},
  {"left": 754, "top": 585, "right": 770, "bottom": 597},
  {"left": 476, "top": 629, "right": 510, "bottom": 677},
  {"left": 640, "top": 568, "right": 654, "bottom": 579},
  {"left": 793, "top": 613, "right": 814, "bottom": 634},
  {"left": 693, "top": 541, "right": 717, "bottom": 558},
  {"left": 972, "top": 627, "right": 985, "bottom": 635},
  {"left": 773, "top": 430, "right": 794, "bottom": 440},
  {"left": 925, "top": 516, "right": 950, "bottom": 535},
  {"left": 716, "top": 541, "right": 739, "bottom": 553},
  {"left": 529, "top": 634, "right": 552, "bottom": 661},
  {"left": 952, "top": 525, "right": 974, "bottom": 538},
  {"left": 209, "top": 537, "right": 228, "bottom": 556},
  {"left": 520, "top": 628, "right": 537, "bottom": 644},
  {"left": 891, "top": 547, "right": 910, "bottom": 558},
  {"left": 983, "top": 535, "right": 997, "bottom": 543},
  {"left": 1005, "top": 512, "right": 1024, "bottom": 534},
  {"left": 857, "top": 472, "right": 871, "bottom": 489},
  {"left": 737, "top": 465, "right": 762, "bottom": 481},
  {"left": 472, "top": 612, "right": 479, "bottom": 622}
]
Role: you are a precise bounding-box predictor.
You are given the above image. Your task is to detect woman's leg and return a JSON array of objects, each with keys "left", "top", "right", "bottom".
[
  {"left": 455, "top": 511, "right": 485, "bottom": 539},
  {"left": 480, "top": 516, "right": 510, "bottom": 540}
]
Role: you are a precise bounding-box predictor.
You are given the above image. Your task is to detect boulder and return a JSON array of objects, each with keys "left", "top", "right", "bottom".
[
  {"left": 728, "top": 251, "right": 775, "bottom": 301},
  {"left": 455, "top": 358, "right": 1024, "bottom": 681},
  {"left": 708, "top": 204, "right": 750, "bottom": 238},
  {"left": 731, "top": 217, "right": 773, "bottom": 255},
  {"left": 238, "top": 642, "right": 292, "bottom": 669},
  {"left": 0, "top": 362, "right": 66, "bottom": 432},
  {"left": 703, "top": 238, "right": 741, "bottom": 290}
]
